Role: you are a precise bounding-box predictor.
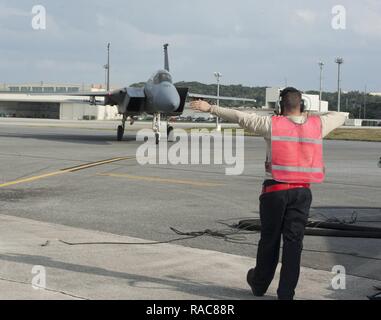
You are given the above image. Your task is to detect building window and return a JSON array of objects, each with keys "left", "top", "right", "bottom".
[
  {"left": 56, "top": 87, "right": 67, "bottom": 93},
  {"left": 43, "top": 87, "right": 54, "bottom": 93}
]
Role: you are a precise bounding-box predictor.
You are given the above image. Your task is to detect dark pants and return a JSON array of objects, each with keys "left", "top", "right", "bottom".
[{"left": 251, "top": 181, "right": 312, "bottom": 300}]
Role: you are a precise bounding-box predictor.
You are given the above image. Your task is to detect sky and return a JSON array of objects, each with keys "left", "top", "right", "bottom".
[{"left": 0, "top": 0, "right": 380, "bottom": 92}]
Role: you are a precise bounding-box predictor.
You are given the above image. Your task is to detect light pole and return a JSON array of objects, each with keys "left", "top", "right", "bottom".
[
  {"left": 318, "top": 61, "right": 324, "bottom": 112},
  {"left": 214, "top": 72, "right": 222, "bottom": 131},
  {"left": 363, "top": 85, "right": 367, "bottom": 119},
  {"left": 335, "top": 57, "right": 344, "bottom": 112},
  {"left": 103, "top": 43, "right": 111, "bottom": 91}
]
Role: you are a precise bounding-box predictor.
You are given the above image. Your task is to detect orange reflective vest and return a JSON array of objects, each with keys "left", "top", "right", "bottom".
[{"left": 268, "top": 116, "right": 325, "bottom": 184}]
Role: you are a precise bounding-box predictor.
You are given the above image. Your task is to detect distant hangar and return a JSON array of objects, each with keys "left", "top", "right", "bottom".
[{"left": 0, "top": 83, "right": 120, "bottom": 120}]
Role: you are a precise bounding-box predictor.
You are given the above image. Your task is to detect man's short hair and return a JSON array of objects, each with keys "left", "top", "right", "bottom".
[{"left": 280, "top": 87, "right": 302, "bottom": 110}]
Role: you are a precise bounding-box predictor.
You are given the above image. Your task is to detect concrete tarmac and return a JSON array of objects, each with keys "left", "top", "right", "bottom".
[
  {"left": 0, "top": 118, "right": 380, "bottom": 299},
  {"left": 1, "top": 214, "right": 379, "bottom": 300}
]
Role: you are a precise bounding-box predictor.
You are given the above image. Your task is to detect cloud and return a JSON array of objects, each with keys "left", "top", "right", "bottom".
[
  {"left": 295, "top": 9, "right": 317, "bottom": 24},
  {"left": 0, "top": 3, "right": 30, "bottom": 18},
  {"left": 352, "top": 8, "right": 381, "bottom": 39},
  {"left": 0, "top": 0, "right": 380, "bottom": 91}
]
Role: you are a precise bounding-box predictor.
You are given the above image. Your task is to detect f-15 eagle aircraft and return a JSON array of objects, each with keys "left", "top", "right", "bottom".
[{"left": 10, "top": 44, "right": 257, "bottom": 144}]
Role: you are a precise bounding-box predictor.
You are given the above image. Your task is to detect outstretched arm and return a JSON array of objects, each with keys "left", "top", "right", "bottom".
[
  {"left": 320, "top": 112, "right": 349, "bottom": 137},
  {"left": 190, "top": 101, "right": 271, "bottom": 137}
]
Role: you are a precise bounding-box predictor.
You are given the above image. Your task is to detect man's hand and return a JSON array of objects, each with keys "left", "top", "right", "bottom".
[{"left": 190, "top": 100, "right": 212, "bottom": 113}]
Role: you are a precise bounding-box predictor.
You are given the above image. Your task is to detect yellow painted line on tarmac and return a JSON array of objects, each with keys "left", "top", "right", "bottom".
[
  {"left": 0, "top": 157, "right": 136, "bottom": 188},
  {"left": 98, "top": 172, "right": 224, "bottom": 187},
  {"left": 0, "top": 171, "right": 66, "bottom": 188},
  {"left": 60, "top": 157, "right": 135, "bottom": 172}
]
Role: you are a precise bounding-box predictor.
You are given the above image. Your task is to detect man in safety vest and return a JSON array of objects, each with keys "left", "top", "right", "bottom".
[{"left": 191, "top": 87, "right": 348, "bottom": 300}]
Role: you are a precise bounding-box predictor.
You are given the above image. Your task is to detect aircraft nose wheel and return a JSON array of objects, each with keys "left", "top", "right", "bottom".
[
  {"left": 117, "top": 125, "right": 124, "bottom": 141},
  {"left": 167, "top": 126, "right": 174, "bottom": 142},
  {"left": 155, "top": 132, "right": 160, "bottom": 145},
  {"left": 167, "top": 126, "right": 174, "bottom": 136}
]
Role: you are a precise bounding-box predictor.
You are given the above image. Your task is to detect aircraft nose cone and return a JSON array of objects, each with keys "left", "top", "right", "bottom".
[{"left": 155, "top": 85, "right": 180, "bottom": 112}]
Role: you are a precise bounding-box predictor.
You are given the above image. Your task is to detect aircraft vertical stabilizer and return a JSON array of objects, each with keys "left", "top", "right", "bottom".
[{"left": 164, "top": 43, "right": 170, "bottom": 72}]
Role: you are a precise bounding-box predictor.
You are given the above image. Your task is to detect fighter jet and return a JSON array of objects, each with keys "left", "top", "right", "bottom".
[{"left": 54, "top": 44, "right": 187, "bottom": 144}]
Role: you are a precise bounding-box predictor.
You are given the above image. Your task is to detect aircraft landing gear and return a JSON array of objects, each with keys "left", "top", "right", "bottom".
[
  {"left": 152, "top": 114, "right": 174, "bottom": 144},
  {"left": 167, "top": 124, "right": 174, "bottom": 136},
  {"left": 153, "top": 113, "right": 161, "bottom": 145},
  {"left": 117, "top": 114, "right": 127, "bottom": 141},
  {"left": 117, "top": 125, "right": 124, "bottom": 141},
  {"left": 155, "top": 132, "right": 160, "bottom": 145},
  {"left": 167, "top": 124, "right": 174, "bottom": 142}
]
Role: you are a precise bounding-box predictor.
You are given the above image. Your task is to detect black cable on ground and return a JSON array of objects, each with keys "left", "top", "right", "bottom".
[
  {"left": 57, "top": 224, "right": 381, "bottom": 262},
  {"left": 58, "top": 233, "right": 199, "bottom": 246},
  {"left": 58, "top": 225, "right": 258, "bottom": 246},
  {"left": 368, "top": 287, "right": 381, "bottom": 300},
  {"left": 235, "top": 219, "right": 381, "bottom": 239},
  {"left": 310, "top": 211, "right": 358, "bottom": 225}
]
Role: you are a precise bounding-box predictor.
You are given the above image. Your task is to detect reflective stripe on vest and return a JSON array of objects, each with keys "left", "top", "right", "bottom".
[
  {"left": 271, "top": 136, "right": 322, "bottom": 144},
  {"left": 271, "top": 115, "right": 325, "bottom": 184},
  {"left": 271, "top": 165, "right": 324, "bottom": 173}
]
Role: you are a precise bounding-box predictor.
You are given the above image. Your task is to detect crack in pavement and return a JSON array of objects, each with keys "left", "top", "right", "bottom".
[{"left": 0, "top": 275, "right": 89, "bottom": 300}]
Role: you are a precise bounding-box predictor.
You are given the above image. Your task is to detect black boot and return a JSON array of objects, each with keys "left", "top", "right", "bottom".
[{"left": 247, "top": 269, "right": 266, "bottom": 297}]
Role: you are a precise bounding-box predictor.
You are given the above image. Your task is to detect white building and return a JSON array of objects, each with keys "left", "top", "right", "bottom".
[
  {"left": 0, "top": 83, "right": 120, "bottom": 120},
  {"left": 265, "top": 87, "right": 329, "bottom": 112}
]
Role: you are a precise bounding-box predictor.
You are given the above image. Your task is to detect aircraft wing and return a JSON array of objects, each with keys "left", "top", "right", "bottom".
[
  {"left": 188, "top": 93, "right": 256, "bottom": 103},
  {"left": 1, "top": 88, "right": 147, "bottom": 112},
  {"left": 54, "top": 91, "right": 110, "bottom": 97},
  {"left": 106, "top": 87, "right": 146, "bottom": 115}
]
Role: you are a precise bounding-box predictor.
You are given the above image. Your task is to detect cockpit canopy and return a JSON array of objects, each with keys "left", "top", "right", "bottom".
[{"left": 152, "top": 70, "right": 173, "bottom": 84}]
